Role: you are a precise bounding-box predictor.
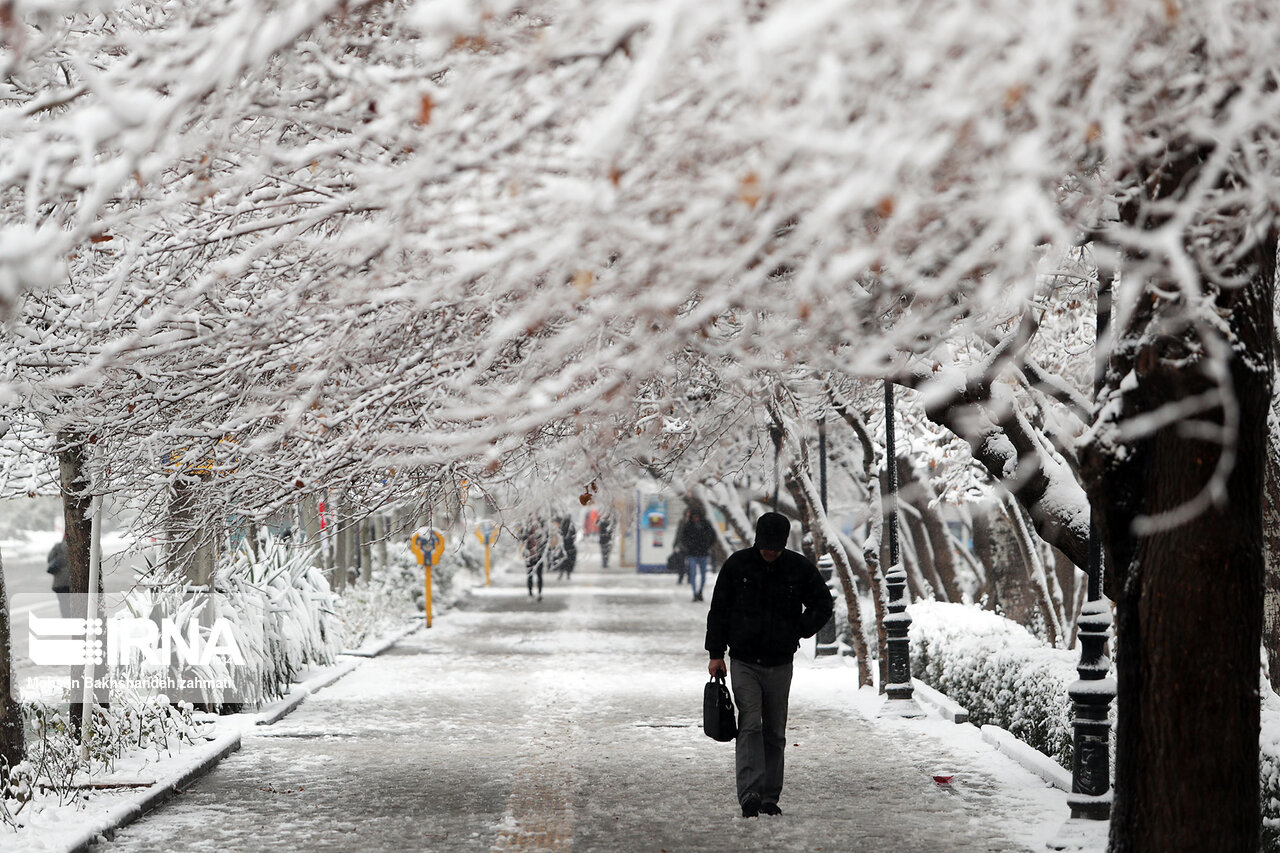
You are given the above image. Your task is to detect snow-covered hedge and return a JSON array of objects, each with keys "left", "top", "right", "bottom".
[{"left": 908, "top": 600, "right": 1080, "bottom": 767}]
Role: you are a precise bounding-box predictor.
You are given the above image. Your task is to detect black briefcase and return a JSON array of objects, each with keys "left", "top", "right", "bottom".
[{"left": 703, "top": 675, "right": 737, "bottom": 741}]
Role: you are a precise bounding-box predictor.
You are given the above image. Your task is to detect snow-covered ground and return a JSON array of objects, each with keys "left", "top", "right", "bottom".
[{"left": 62, "top": 551, "right": 1095, "bottom": 853}]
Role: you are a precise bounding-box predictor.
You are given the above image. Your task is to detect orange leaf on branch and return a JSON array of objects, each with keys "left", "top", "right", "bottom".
[{"left": 417, "top": 94, "right": 435, "bottom": 126}]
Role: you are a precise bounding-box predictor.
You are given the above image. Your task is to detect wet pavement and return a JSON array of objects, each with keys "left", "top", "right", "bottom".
[{"left": 99, "top": 558, "right": 1067, "bottom": 852}]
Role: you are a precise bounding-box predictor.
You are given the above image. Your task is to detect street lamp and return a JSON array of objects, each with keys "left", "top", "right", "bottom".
[
  {"left": 880, "top": 380, "right": 924, "bottom": 717},
  {"left": 1067, "top": 279, "right": 1115, "bottom": 820}
]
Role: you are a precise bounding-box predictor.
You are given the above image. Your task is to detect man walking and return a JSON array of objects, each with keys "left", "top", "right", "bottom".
[
  {"left": 705, "top": 512, "right": 834, "bottom": 818},
  {"left": 679, "top": 504, "right": 716, "bottom": 602}
]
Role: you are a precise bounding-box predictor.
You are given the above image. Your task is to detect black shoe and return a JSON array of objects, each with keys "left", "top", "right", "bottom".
[
  {"left": 741, "top": 794, "right": 761, "bottom": 818},
  {"left": 761, "top": 803, "right": 782, "bottom": 816}
]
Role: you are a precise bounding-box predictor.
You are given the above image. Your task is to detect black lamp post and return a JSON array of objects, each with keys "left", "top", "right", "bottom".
[
  {"left": 880, "top": 380, "right": 923, "bottom": 716},
  {"left": 1067, "top": 279, "right": 1115, "bottom": 820}
]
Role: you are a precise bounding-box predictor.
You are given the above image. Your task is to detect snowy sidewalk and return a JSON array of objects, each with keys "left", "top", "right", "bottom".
[{"left": 96, "top": 559, "right": 1070, "bottom": 852}]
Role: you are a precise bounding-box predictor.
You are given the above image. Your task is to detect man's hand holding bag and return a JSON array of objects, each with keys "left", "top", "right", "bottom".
[{"left": 703, "top": 674, "right": 737, "bottom": 741}]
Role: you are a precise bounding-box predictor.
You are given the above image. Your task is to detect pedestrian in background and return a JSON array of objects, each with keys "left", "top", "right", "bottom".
[
  {"left": 705, "top": 512, "right": 834, "bottom": 818},
  {"left": 47, "top": 539, "right": 71, "bottom": 618},
  {"left": 521, "top": 519, "right": 550, "bottom": 602},
  {"left": 679, "top": 504, "right": 716, "bottom": 602},
  {"left": 598, "top": 516, "right": 613, "bottom": 568},
  {"left": 556, "top": 514, "right": 577, "bottom": 579},
  {"left": 671, "top": 507, "right": 690, "bottom": 584}
]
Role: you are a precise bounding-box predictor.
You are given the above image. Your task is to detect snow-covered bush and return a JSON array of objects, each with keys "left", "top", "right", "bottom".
[
  {"left": 339, "top": 554, "right": 423, "bottom": 650},
  {"left": 114, "top": 536, "right": 343, "bottom": 711},
  {"left": 215, "top": 537, "right": 343, "bottom": 706},
  {"left": 0, "top": 697, "right": 206, "bottom": 829},
  {"left": 909, "top": 600, "right": 1080, "bottom": 767}
]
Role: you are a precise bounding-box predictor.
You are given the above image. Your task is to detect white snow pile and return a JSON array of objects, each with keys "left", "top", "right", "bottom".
[
  {"left": 908, "top": 600, "right": 1081, "bottom": 767},
  {"left": 1258, "top": 682, "right": 1280, "bottom": 848}
]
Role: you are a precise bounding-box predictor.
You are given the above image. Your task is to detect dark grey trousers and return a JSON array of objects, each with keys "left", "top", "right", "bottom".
[{"left": 729, "top": 658, "right": 793, "bottom": 807}]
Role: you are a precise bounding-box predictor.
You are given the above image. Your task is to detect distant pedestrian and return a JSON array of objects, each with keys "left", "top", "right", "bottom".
[
  {"left": 521, "top": 519, "right": 551, "bottom": 602},
  {"left": 555, "top": 515, "right": 577, "bottom": 579},
  {"left": 598, "top": 516, "right": 614, "bottom": 568},
  {"left": 671, "top": 508, "right": 689, "bottom": 584},
  {"left": 679, "top": 504, "right": 716, "bottom": 602},
  {"left": 705, "top": 512, "right": 834, "bottom": 818},
  {"left": 47, "top": 539, "right": 71, "bottom": 618}
]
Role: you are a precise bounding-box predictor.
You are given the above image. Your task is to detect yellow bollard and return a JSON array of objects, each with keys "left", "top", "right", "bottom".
[
  {"left": 424, "top": 560, "right": 433, "bottom": 628},
  {"left": 411, "top": 527, "right": 445, "bottom": 628},
  {"left": 475, "top": 521, "right": 498, "bottom": 587}
]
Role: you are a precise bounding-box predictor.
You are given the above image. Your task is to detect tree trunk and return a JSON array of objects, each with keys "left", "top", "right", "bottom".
[
  {"left": 973, "top": 498, "right": 1041, "bottom": 629},
  {"left": 331, "top": 495, "right": 349, "bottom": 592},
  {"left": 900, "top": 497, "right": 947, "bottom": 601},
  {"left": 166, "top": 474, "right": 214, "bottom": 587},
  {"left": 1263, "top": 398, "right": 1280, "bottom": 691},
  {"left": 375, "top": 514, "right": 390, "bottom": 570},
  {"left": 899, "top": 456, "right": 966, "bottom": 603},
  {"left": 0, "top": 547, "right": 23, "bottom": 769},
  {"left": 58, "top": 433, "right": 93, "bottom": 736},
  {"left": 301, "top": 494, "right": 322, "bottom": 569},
  {"left": 1001, "top": 494, "right": 1062, "bottom": 647},
  {"left": 360, "top": 517, "right": 374, "bottom": 585},
  {"left": 1085, "top": 182, "right": 1274, "bottom": 850}
]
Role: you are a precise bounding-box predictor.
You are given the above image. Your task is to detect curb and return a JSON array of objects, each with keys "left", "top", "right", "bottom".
[
  {"left": 980, "top": 724, "right": 1072, "bottom": 791},
  {"left": 340, "top": 619, "right": 423, "bottom": 658},
  {"left": 907, "top": 680, "right": 1071, "bottom": 791},
  {"left": 253, "top": 659, "right": 361, "bottom": 726},
  {"left": 64, "top": 729, "right": 242, "bottom": 853},
  {"left": 911, "top": 678, "right": 970, "bottom": 724}
]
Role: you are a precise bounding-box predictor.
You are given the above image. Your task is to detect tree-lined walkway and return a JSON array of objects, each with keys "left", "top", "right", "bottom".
[{"left": 101, "top": 556, "right": 1067, "bottom": 852}]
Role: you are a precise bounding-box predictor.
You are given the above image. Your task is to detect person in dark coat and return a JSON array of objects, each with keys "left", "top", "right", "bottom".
[
  {"left": 521, "top": 519, "right": 551, "bottom": 601},
  {"left": 678, "top": 504, "right": 716, "bottom": 602},
  {"left": 705, "top": 512, "right": 834, "bottom": 818},
  {"left": 671, "top": 508, "right": 690, "bottom": 584},
  {"left": 597, "top": 516, "right": 613, "bottom": 568},
  {"left": 555, "top": 515, "right": 577, "bottom": 579},
  {"left": 47, "top": 539, "right": 71, "bottom": 618}
]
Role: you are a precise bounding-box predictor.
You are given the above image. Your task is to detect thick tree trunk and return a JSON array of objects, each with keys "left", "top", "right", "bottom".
[
  {"left": 331, "top": 495, "right": 349, "bottom": 592},
  {"left": 166, "top": 475, "right": 214, "bottom": 586},
  {"left": 1085, "top": 212, "right": 1273, "bottom": 849}
]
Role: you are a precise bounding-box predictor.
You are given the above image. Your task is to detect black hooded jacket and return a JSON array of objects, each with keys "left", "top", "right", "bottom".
[{"left": 705, "top": 546, "right": 834, "bottom": 666}]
